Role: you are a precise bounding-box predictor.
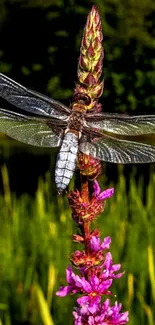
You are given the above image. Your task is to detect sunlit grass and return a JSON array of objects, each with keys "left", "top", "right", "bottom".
[{"left": 0, "top": 166, "right": 155, "bottom": 325}]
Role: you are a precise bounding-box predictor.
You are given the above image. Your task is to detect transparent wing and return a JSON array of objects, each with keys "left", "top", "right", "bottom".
[
  {"left": 79, "top": 134, "right": 155, "bottom": 163},
  {"left": 85, "top": 112, "right": 155, "bottom": 135},
  {"left": 0, "top": 108, "right": 62, "bottom": 147},
  {"left": 0, "top": 73, "right": 71, "bottom": 119}
]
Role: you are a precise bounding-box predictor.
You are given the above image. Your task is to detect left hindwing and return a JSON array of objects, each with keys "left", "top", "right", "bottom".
[{"left": 0, "top": 108, "right": 65, "bottom": 147}]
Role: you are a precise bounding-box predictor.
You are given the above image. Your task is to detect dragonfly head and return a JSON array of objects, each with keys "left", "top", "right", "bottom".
[{"left": 73, "top": 93, "right": 91, "bottom": 106}]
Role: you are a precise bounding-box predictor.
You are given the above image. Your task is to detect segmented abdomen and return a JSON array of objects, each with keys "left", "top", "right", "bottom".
[{"left": 55, "top": 132, "right": 79, "bottom": 193}]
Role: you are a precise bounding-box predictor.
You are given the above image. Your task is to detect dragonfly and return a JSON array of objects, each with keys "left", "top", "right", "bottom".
[{"left": 0, "top": 73, "right": 155, "bottom": 193}]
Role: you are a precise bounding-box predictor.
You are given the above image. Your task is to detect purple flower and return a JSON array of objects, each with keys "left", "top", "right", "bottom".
[
  {"left": 90, "top": 235, "right": 111, "bottom": 252},
  {"left": 93, "top": 180, "right": 114, "bottom": 200},
  {"left": 56, "top": 265, "right": 83, "bottom": 297},
  {"left": 77, "top": 274, "right": 112, "bottom": 314},
  {"left": 73, "top": 299, "right": 129, "bottom": 325},
  {"left": 56, "top": 265, "right": 113, "bottom": 313},
  {"left": 102, "top": 252, "right": 124, "bottom": 279}
]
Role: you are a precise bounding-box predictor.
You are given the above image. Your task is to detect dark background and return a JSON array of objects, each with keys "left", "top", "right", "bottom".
[{"left": 0, "top": 0, "right": 155, "bottom": 195}]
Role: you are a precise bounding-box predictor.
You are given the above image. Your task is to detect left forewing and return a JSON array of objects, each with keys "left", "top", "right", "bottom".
[{"left": 0, "top": 73, "right": 71, "bottom": 119}]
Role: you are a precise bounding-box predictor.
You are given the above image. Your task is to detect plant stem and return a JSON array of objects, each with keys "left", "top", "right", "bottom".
[{"left": 81, "top": 175, "right": 90, "bottom": 255}]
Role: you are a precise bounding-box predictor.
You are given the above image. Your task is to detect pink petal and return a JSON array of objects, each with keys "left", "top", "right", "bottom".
[
  {"left": 56, "top": 285, "right": 73, "bottom": 297},
  {"left": 98, "top": 188, "right": 114, "bottom": 200},
  {"left": 101, "top": 236, "right": 111, "bottom": 249},
  {"left": 93, "top": 180, "right": 101, "bottom": 196}
]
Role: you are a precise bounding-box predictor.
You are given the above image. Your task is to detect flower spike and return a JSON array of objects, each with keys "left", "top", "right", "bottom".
[{"left": 56, "top": 7, "right": 129, "bottom": 325}]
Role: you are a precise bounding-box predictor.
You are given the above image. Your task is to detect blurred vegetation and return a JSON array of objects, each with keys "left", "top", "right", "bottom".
[
  {"left": 0, "top": 1, "right": 155, "bottom": 325},
  {"left": 0, "top": 167, "right": 155, "bottom": 325},
  {"left": 0, "top": 0, "right": 155, "bottom": 113}
]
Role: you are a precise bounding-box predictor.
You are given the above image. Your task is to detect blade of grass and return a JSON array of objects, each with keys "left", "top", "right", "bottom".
[
  {"left": 148, "top": 245, "right": 155, "bottom": 302},
  {"left": 47, "top": 264, "right": 56, "bottom": 308},
  {"left": 34, "top": 282, "right": 54, "bottom": 325}
]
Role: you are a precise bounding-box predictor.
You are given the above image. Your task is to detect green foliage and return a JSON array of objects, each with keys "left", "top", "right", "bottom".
[
  {"left": 0, "top": 167, "right": 155, "bottom": 324},
  {"left": 0, "top": 0, "right": 155, "bottom": 112},
  {"left": 0, "top": 169, "right": 75, "bottom": 325}
]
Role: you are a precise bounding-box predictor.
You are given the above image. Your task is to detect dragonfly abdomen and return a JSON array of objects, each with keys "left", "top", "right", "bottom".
[{"left": 55, "top": 132, "right": 79, "bottom": 193}]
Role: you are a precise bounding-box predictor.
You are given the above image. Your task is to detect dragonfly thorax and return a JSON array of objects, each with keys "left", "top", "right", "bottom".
[{"left": 67, "top": 108, "right": 85, "bottom": 132}]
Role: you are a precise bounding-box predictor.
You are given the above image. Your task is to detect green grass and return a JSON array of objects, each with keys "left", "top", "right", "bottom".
[{"left": 0, "top": 165, "right": 155, "bottom": 325}]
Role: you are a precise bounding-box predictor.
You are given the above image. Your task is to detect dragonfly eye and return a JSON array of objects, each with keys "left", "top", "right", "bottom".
[{"left": 73, "top": 93, "right": 91, "bottom": 105}]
